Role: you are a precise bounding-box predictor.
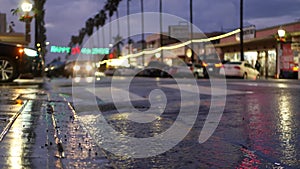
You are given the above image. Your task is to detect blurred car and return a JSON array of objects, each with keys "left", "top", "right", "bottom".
[
  {"left": 202, "top": 59, "right": 223, "bottom": 78},
  {"left": 114, "top": 66, "right": 143, "bottom": 76},
  {"left": 187, "top": 63, "right": 204, "bottom": 78},
  {"left": 64, "top": 60, "right": 96, "bottom": 77},
  {"left": 166, "top": 62, "right": 195, "bottom": 78},
  {"left": 0, "top": 42, "right": 41, "bottom": 82},
  {"left": 44, "top": 60, "right": 65, "bottom": 78},
  {"left": 220, "top": 61, "right": 260, "bottom": 79},
  {"left": 141, "top": 61, "right": 170, "bottom": 77}
]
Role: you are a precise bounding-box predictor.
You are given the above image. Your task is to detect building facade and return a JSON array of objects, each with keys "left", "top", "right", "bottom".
[{"left": 215, "top": 22, "right": 300, "bottom": 78}]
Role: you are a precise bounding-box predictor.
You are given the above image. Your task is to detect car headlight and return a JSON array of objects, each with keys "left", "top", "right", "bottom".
[
  {"left": 24, "top": 48, "right": 38, "bottom": 57},
  {"left": 85, "top": 65, "right": 92, "bottom": 71},
  {"left": 73, "top": 65, "right": 80, "bottom": 71}
]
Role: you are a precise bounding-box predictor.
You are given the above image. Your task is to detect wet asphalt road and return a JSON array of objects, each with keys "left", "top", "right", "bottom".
[
  {"left": 0, "top": 77, "right": 300, "bottom": 168},
  {"left": 49, "top": 77, "right": 300, "bottom": 168}
]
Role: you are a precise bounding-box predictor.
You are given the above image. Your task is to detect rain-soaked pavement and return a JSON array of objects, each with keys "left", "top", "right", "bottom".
[{"left": 0, "top": 77, "right": 300, "bottom": 168}]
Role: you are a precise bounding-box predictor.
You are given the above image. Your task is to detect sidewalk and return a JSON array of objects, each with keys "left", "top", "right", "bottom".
[{"left": 32, "top": 83, "right": 113, "bottom": 168}]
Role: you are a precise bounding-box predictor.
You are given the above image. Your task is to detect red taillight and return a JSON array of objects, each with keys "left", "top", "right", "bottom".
[
  {"left": 234, "top": 66, "right": 241, "bottom": 70},
  {"left": 190, "top": 66, "right": 194, "bottom": 71}
]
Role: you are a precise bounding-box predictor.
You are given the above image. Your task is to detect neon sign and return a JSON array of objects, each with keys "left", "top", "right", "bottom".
[{"left": 50, "top": 46, "right": 110, "bottom": 55}]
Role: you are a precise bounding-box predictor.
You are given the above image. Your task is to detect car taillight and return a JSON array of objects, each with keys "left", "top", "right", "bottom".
[
  {"left": 202, "top": 62, "right": 208, "bottom": 67},
  {"left": 18, "top": 48, "right": 24, "bottom": 54},
  {"left": 292, "top": 66, "right": 299, "bottom": 72},
  {"left": 215, "top": 63, "right": 222, "bottom": 68},
  {"left": 190, "top": 66, "right": 194, "bottom": 71},
  {"left": 234, "top": 66, "right": 241, "bottom": 70}
]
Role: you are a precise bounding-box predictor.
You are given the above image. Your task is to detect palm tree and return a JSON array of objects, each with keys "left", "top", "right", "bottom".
[
  {"left": 94, "top": 13, "right": 101, "bottom": 46},
  {"left": 99, "top": 9, "right": 107, "bottom": 47},
  {"left": 85, "top": 17, "right": 94, "bottom": 37},
  {"left": 104, "top": 0, "right": 122, "bottom": 45},
  {"left": 104, "top": 0, "right": 116, "bottom": 45},
  {"left": 34, "top": 0, "right": 47, "bottom": 58},
  {"left": 78, "top": 28, "right": 86, "bottom": 46}
]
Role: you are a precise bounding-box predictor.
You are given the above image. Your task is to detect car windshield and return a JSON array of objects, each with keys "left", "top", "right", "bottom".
[{"left": 147, "top": 61, "right": 168, "bottom": 68}]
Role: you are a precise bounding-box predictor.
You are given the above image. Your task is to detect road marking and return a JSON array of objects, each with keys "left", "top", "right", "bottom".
[
  {"left": 87, "top": 87, "right": 146, "bottom": 103},
  {"left": 229, "top": 82, "right": 300, "bottom": 89},
  {"left": 159, "top": 84, "right": 250, "bottom": 95}
]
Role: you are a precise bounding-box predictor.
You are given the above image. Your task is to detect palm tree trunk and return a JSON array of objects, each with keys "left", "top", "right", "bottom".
[
  {"left": 116, "top": 9, "right": 120, "bottom": 36},
  {"left": 141, "top": 0, "right": 144, "bottom": 66},
  {"left": 127, "top": 0, "right": 130, "bottom": 45},
  {"left": 190, "top": 0, "right": 194, "bottom": 63},
  {"left": 109, "top": 17, "right": 112, "bottom": 46},
  {"left": 159, "top": 0, "right": 163, "bottom": 62}
]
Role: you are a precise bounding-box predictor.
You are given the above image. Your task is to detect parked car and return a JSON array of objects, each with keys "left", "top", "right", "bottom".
[
  {"left": 0, "top": 42, "right": 41, "bottom": 82},
  {"left": 64, "top": 60, "right": 96, "bottom": 77},
  {"left": 141, "top": 61, "right": 170, "bottom": 77},
  {"left": 220, "top": 61, "right": 260, "bottom": 79},
  {"left": 202, "top": 59, "right": 223, "bottom": 78},
  {"left": 114, "top": 66, "right": 143, "bottom": 76},
  {"left": 166, "top": 62, "right": 195, "bottom": 78},
  {"left": 44, "top": 60, "right": 65, "bottom": 78},
  {"left": 187, "top": 63, "right": 204, "bottom": 78}
]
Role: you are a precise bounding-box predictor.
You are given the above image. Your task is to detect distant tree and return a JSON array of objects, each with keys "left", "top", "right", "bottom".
[
  {"left": 94, "top": 9, "right": 107, "bottom": 46},
  {"left": 104, "top": 0, "right": 122, "bottom": 43},
  {"left": 78, "top": 28, "right": 86, "bottom": 45},
  {"left": 85, "top": 17, "right": 94, "bottom": 37}
]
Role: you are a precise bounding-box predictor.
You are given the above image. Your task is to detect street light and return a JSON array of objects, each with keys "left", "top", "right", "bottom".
[
  {"left": 20, "top": 1, "right": 33, "bottom": 44},
  {"left": 276, "top": 27, "right": 286, "bottom": 79},
  {"left": 278, "top": 27, "right": 286, "bottom": 39},
  {"left": 21, "top": 2, "right": 33, "bottom": 12}
]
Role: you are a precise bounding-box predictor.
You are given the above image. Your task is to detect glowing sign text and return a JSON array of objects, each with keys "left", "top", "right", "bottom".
[{"left": 50, "top": 46, "right": 109, "bottom": 55}]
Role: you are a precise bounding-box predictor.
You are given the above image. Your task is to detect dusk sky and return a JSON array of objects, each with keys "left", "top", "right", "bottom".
[{"left": 1, "top": 0, "right": 300, "bottom": 62}]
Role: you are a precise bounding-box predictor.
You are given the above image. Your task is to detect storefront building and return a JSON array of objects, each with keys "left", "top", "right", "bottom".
[{"left": 214, "top": 22, "right": 300, "bottom": 78}]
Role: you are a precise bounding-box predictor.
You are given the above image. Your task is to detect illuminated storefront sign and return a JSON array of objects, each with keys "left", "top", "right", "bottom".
[{"left": 50, "top": 46, "right": 110, "bottom": 55}]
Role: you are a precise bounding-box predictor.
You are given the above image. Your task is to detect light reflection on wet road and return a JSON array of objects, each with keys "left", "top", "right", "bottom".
[
  {"left": 80, "top": 78, "right": 300, "bottom": 168},
  {"left": 0, "top": 78, "right": 300, "bottom": 168},
  {"left": 46, "top": 77, "right": 297, "bottom": 168},
  {"left": 0, "top": 80, "right": 45, "bottom": 169}
]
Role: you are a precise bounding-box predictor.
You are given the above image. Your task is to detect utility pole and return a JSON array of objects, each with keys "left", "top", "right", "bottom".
[
  {"left": 160, "top": 0, "right": 163, "bottom": 62},
  {"left": 240, "top": 0, "right": 244, "bottom": 61},
  {"left": 190, "top": 0, "right": 194, "bottom": 63}
]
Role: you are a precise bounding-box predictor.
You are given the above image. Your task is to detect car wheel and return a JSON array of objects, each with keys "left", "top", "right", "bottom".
[
  {"left": 0, "top": 57, "right": 18, "bottom": 82},
  {"left": 243, "top": 73, "right": 247, "bottom": 79},
  {"left": 256, "top": 75, "right": 260, "bottom": 80}
]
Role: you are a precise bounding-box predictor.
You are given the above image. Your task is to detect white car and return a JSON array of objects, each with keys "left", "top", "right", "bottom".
[{"left": 220, "top": 61, "right": 260, "bottom": 80}]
